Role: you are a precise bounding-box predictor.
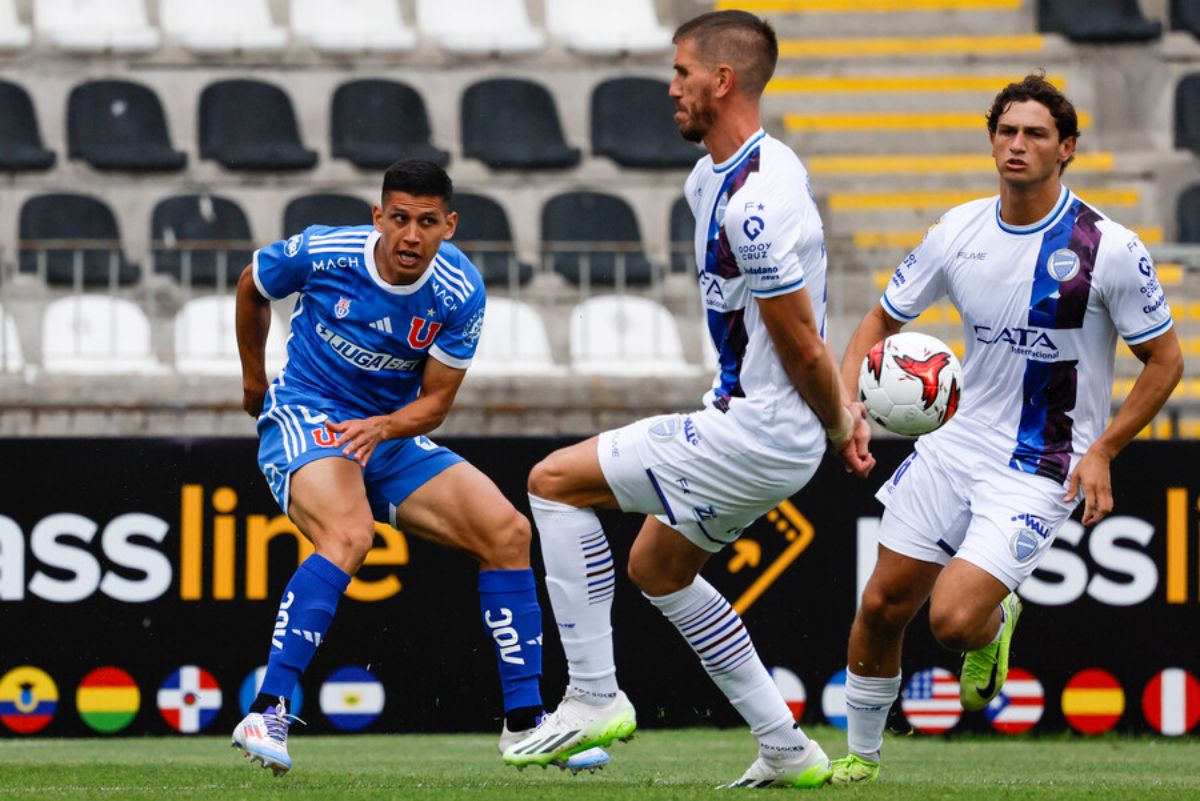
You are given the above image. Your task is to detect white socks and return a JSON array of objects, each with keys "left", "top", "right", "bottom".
[
  {"left": 529, "top": 494, "right": 619, "bottom": 704},
  {"left": 844, "top": 670, "right": 901, "bottom": 761},
  {"left": 647, "top": 575, "right": 809, "bottom": 754}
]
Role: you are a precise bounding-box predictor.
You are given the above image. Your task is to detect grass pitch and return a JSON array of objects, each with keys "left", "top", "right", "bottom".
[{"left": 0, "top": 727, "right": 1197, "bottom": 801}]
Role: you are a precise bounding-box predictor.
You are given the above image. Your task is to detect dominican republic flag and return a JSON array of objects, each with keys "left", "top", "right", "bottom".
[
  {"left": 821, "top": 669, "right": 847, "bottom": 730},
  {"left": 238, "top": 666, "right": 304, "bottom": 717},
  {"left": 1142, "top": 668, "right": 1200, "bottom": 736},
  {"left": 320, "top": 666, "right": 384, "bottom": 732},
  {"left": 985, "top": 667, "right": 1044, "bottom": 735},
  {"left": 901, "top": 667, "right": 962, "bottom": 734},
  {"left": 769, "top": 666, "right": 807, "bottom": 722},
  {"left": 1062, "top": 668, "right": 1124, "bottom": 735},
  {"left": 157, "top": 666, "right": 222, "bottom": 733}
]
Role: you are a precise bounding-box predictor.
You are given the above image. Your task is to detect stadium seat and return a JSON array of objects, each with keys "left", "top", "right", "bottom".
[
  {"left": 470, "top": 297, "right": 561, "bottom": 375},
  {"left": 19, "top": 193, "right": 138, "bottom": 286},
  {"left": 1175, "top": 73, "right": 1200, "bottom": 155},
  {"left": 569, "top": 295, "right": 695, "bottom": 376},
  {"left": 416, "top": 0, "right": 544, "bottom": 56},
  {"left": 67, "top": 80, "right": 186, "bottom": 172},
  {"left": 451, "top": 192, "right": 531, "bottom": 287},
  {"left": 545, "top": 0, "right": 671, "bottom": 56},
  {"left": 1175, "top": 0, "right": 1200, "bottom": 38},
  {"left": 0, "top": 305, "right": 24, "bottom": 373},
  {"left": 41, "top": 296, "right": 163, "bottom": 374},
  {"left": 175, "top": 295, "right": 287, "bottom": 375},
  {"left": 290, "top": 0, "right": 416, "bottom": 54},
  {"left": 461, "top": 79, "right": 581, "bottom": 170},
  {"left": 1037, "top": 0, "right": 1162, "bottom": 42},
  {"left": 34, "top": 0, "right": 159, "bottom": 54},
  {"left": 0, "top": 81, "right": 54, "bottom": 171},
  {"left": 199, "top": 80, "right": 318, "bottom": 171},
  {"left": 330, "top": 79, "right": 448, "bottom": 169},
  {"left": 151, "top": 194, "right": 254, "bottom": 287},
  {"left": 283, "top": 193, "right": 372, "bottom": 237},
  {"left": 1178, "top": 184, "right": 1200, "bottom": 243},
  {"left": 543, "top": 191, "right": 655, "bottom": 286},
  {"left": 592, "top": 78, "right": 702, "bottom": 169},
  {"left": 159, "top": 0, "right": 287, "bottom": 55},
  {"left": 0, "top": 0, "right": 31, "bottom": 51},
  {"left": 670, "top": 195, "right": 695, "bottom": 273}
]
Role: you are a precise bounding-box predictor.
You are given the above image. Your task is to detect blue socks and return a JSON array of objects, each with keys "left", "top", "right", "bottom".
[
  {"left": 478, "top": 568, "right": 544, "bottom": 716},
  {"left": 259, "top": 553, "right": 351, "bottom": 703}
]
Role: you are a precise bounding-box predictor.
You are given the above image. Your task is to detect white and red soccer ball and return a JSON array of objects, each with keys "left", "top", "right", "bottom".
[{"left": 858, "top": 332, "right": 962, "bottom": 436}]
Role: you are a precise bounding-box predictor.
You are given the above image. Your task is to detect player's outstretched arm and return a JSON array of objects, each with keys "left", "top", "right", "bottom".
[
  {"left": 757, "top": 289, "right": 875, "bottom": 477},
  {"left": 839, "top": 304, "right": 903, "bottom": 403},
  {"left": 326, "top": 357, "right": 467, "bottom": 467},
  {"left": 1066, "top": 328, "right": 1183, "bottom": 525},
  {"left": 235, "top": 264, "right": 273, "bottom": 417}
]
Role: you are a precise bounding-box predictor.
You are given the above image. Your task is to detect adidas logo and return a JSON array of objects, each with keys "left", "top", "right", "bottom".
[
  {"left": 369, "top": 317, "right": 393, "bottom": 333},
  {"left": 291, "top": 629, "right": 322, "bottom": 646}
]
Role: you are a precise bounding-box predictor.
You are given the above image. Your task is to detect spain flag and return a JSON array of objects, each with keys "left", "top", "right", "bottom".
[{"left": 1062, "top": 668, "right": 1124, "bottom": 735}]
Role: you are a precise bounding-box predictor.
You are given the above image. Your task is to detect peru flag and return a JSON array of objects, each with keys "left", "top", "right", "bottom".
[{"left": 1142, "top": 668, "right": 1200, "bottom": 736}]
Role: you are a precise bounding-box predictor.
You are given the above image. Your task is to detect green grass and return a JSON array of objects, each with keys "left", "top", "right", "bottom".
[{"left": 1, "top": 727, "right": 1198, "bottom": 800}]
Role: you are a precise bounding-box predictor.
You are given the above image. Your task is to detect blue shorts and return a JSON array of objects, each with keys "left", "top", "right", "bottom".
[{"left": 256, "top": 397, "right": 462, "bottom": 525}]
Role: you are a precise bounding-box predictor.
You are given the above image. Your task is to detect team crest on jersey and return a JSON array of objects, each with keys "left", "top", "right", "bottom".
[
  {"left": 648, "top": 416, "right": 681, "bottom": 442},
  {"left": 1010, "top": 529, "right": 1040, "bottom": 562},
  {"left": 463, "top": 309, "right": 484, "bottom": 346},
  {"left": 285, "top": 234, "right": 303, "bottom": 257},
  {"left": 1047, "top": 248, "right": 1081, "bottom": 282},
  {"left": 406, "top": 317, "right": 442, "bottom": 349},
  {"left": 334, "top": 297, "right": 351, "bottom": 319}
]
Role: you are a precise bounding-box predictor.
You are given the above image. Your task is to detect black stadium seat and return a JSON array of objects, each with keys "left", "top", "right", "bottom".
[
  {"left": 283, "top": 193, "right": 372, "bottom": 237},
  {"left": 331, "top": 79, "right": 449, "bottom": 169},
  {"left": 451, "top": 192, "right": 531, "bottom": 286},
  {"left": 1038, "top": 0, "right": 1161, "bottom": 42},
  {"left": 542, "top": 191, "right": 654, "bottom": 286},
  {"left": 592, "top": 77, "right": 702, "bottom": 169},
  {"left": 1173, "top": 0, "right": 1200, "bottom": 38},
  {"left": 0, "top": 80, "right": 55, "bottom": 171},
  {"left": 151, "top": 194, "right": 253, "bottom": 286},
  {"left": 461, "top": 78, "right": 581, "bottom": 170},
  {"left": 199, "top": 80, "right": 318, "bottom": 171},
  {"left": 19, "top": 193, "right": 138, "bottom": 286},
  {"left": 67, "top": 79, "right": 186, "bottom": 172},
  {"left": 670, "top": 195, "right": 695, "bottom": 273},
  {"left": 1175, "top": 73, "right": 1200, "bottom": 155},
  {"left": 1178, "top": 184, "right": 1200, "bottom": 243}
]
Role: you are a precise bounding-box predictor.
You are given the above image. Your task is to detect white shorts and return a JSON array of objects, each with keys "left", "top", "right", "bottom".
[
  {"left": 597, "top": 407, "right": 824, "bottom": 553},
  {"left": 875, "top": 440, "right": 1078, "bottom": 589}
]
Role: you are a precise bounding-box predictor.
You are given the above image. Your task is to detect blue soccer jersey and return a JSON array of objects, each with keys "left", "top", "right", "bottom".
[{"left": 252, "top": 224, "right": 486, "bottom": 419}]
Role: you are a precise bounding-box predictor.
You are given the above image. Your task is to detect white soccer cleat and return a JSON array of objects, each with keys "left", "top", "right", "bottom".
[
  {"left": 721, "top": 740, "right": 833, "bottom": 789},
  {"left": 231, "top": 697, "right": 298, "bottom": 777},
  {"left": 502, "top": 689, "right": 637, "bottom": 769},
  {"left": 499, "top": 723, "right": 610, "bottom": 774}
]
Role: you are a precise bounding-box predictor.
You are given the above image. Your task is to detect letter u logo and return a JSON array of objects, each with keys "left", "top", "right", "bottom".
[
  {"left": 407, "top": 317, "right": 442, "bottom": 349},
  {"left": 312, "top": 426, "right": 336, "bottom": 447}
]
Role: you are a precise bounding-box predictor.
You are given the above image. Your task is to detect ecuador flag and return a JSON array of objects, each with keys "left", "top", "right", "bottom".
[
  {"left": 0, "top": 665, "right": 58, "bottom": 734},
  {"left": 77, "top": 667, "right": 140, "bottom": 733},
  {"left": 1062, "top": 668, "right": 1124, "bottom": 735}
]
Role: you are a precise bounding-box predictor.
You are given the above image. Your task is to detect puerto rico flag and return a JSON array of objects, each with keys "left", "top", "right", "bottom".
[
  {"left": 985, "top": 667, "right": 1044, "bottom": 735},
  {"left": 157, "top": 666, "right": 222, "bottom": 733},
  {"left": 901, "top": 667, "right": 962, "bottom": 734},
  {"left": 1142, "top": 668, "right": 1200, "bottom": 736}
]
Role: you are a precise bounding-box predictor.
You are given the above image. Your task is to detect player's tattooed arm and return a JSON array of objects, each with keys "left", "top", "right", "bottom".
[{"left": 235, "top": 264, "right": 273, "bottom": 417}]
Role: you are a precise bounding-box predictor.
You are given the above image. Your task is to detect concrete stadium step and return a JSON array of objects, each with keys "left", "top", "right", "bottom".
[
  {"left": 766, "top": 72, "right": 1069, "bottom": 96},
  {"left": 803, "top": 151, "right": 1117, "bottom": 191},
  {"left": 845, "top": 224, "right": 1165, "bottom": 253},
  {"left": 777, "top": 33, "right": 1048, "bottom": 60},
  {"left": 715, "top": 0, "right": 1031, "bottom": 37}
]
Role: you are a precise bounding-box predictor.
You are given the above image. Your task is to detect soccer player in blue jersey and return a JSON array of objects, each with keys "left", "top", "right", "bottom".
[{"left": 231, "top": 160, "right": 604, "bottom": 775}]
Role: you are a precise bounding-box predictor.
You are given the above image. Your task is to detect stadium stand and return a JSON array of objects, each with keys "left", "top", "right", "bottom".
[
  {"left": 159, "top": 0, "right": 287, "bottom": 55},
  {"left": 289, "top": 0, "right": 417, "bottom": 55},
  {"left": 1037, "top": 0, "right": 1162, "bottom": 42},
  {"left": 0, "top": 80, "right": 54, "bottom": 171},
  {"left": 1175, "top": 73, "right": 1200, "bottom": 155},
  {"left": 1179, "top": 184, "right": 1200, "bottom": 243},
  {"left": 40, "top": 296, "right": 162, "bottom": 374},
  {"left": 450, "top": 192, "right": 532, "bottom": 287},
  {"left": 569, "top": 295, "right": 694, "bottom": 376},
  {"left": 669, "top": 195, "right": 694, "bottom": 274},
  {"left": 67, "top": 80, "right": 186, "bottom": 172},
  {"left": 1175, "top": 0, "right": 1200, "bottom": 38},
  {"left": 283, "top": 193, "right": 372, "bottom": 237},
  {"left": 460, "top": 78, "right": 581, "bottom": 170},
  {"left": 0, "top": 305, "right": 24, "bottom": 373},
  {"left": 0, "top": 0, "right": 30, "bottom": 51},
  {"left": 331, "top": 79, "right": 449, "bottom": 169},
  {"left": 545, "top": 0, "right": 673, "bottom": 56},
  {"left": 151, "top": 194, "right": 253, "bottom": 287},
  {"left": 33, "top": 0, "right": 159, "bottom": 54},
  {"left": 470, "top": 297, "right": 561, "bottom": 376},
  {"left": 591, "top": 77, "right": 703, "bottom": 169},
  {"left": 199, "top": 80, "right": 318, "bottom": 171},
  {"left": 18, "top": 193, "right": 138, "bottom": 286},
  {"left": 415, "top": 0, "right": 544, "bottom": 56},
  {"left": 174, "top": 295, "right": 287, "bottom": 376},
  {"left": 542, "top": 191, "right": 655, "bottom": 286}
]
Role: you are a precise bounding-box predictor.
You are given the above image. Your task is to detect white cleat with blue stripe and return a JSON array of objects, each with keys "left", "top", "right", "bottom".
[{"left": 231, "top": 697, "right": 299, "bottom": 777}]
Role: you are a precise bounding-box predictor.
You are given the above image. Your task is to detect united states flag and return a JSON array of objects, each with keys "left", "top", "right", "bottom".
[{"left": 901, "top": 667, "right": 962, "bottom": 734}]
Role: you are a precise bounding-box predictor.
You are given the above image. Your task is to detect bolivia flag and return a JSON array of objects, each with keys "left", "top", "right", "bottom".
[
  {"left": 1142, "top": 668, "right": 1200, "bottom": 736},
  {"left": 1062, "top": 668, "right": 1124, "bottom": 735},
  {"left": 0, "top": 665, "right": 58, "bottom": 734},
  {"left": 320, "top": 666, "right": 385, "bottom": 732},
  {"left": 77, "top": 667, "right": 140, "bottom": 733}
]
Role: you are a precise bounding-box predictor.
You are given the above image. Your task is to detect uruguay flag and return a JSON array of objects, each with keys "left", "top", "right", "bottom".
[{"left": 320, "top": 666, "right": 385, "bottom": 732}]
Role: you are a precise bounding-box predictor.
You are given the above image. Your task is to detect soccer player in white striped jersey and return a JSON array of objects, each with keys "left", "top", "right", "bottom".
[
  {"left": 830, "top": 74, "right": 1182, "bottom": 785},
  {"left": 503, "top": 10, "right": 873, "bottom": 788}
]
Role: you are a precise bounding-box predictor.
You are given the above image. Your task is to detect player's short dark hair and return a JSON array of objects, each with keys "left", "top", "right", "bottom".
[
  {"left": 381, "top": 159, "right": 453, "bottom": 205},
  {"left": 987, "top": 72, "right": 1080, "bottom": 172},
  {"left": 673, "top": 10, "right": 778, "bottom": 98}
]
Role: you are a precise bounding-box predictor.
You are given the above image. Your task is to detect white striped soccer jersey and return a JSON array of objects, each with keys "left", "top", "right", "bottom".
[{"left": 881, "top": 187, "right": 1174, "bottom": 485}]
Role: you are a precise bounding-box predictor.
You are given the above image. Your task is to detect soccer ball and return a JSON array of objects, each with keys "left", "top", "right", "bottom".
[{"left": 858, "top": 331, "right": 962, "bottom": 436}]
